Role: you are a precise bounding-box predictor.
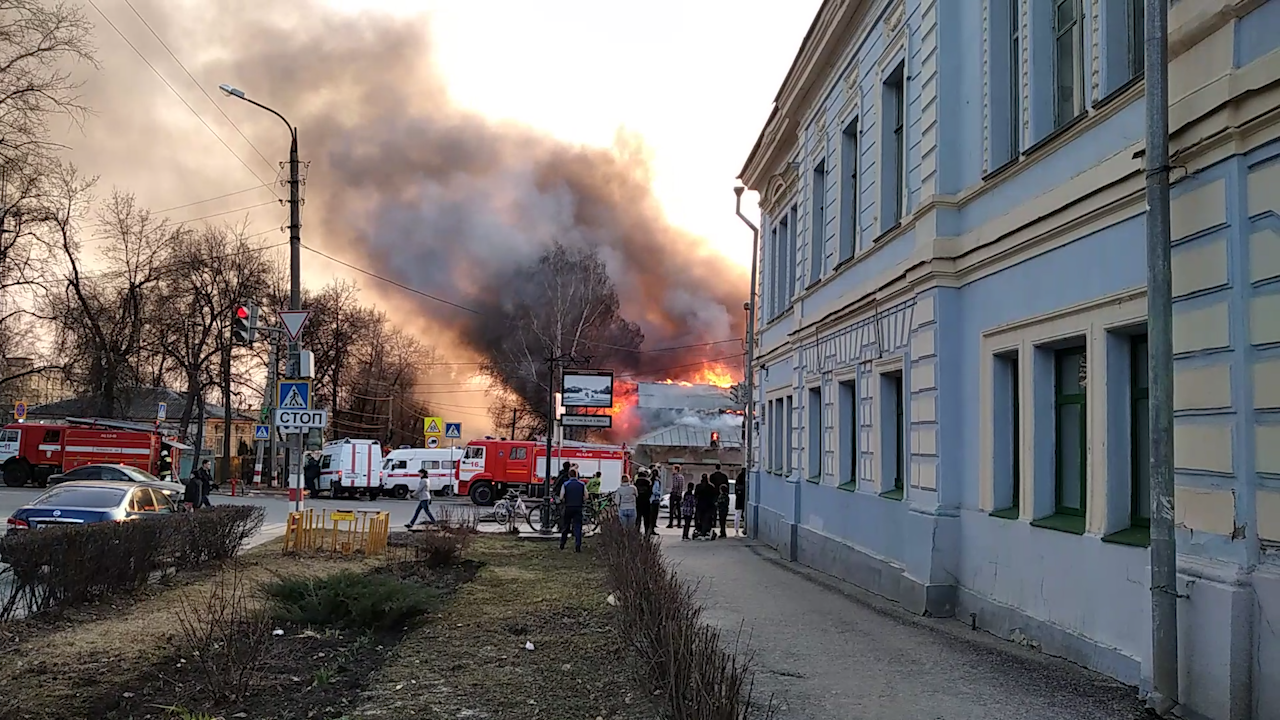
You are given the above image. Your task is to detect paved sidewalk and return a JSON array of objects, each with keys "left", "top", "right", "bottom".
[{"left": 660, "top": 532, "right": 1148, "bottom": 720}]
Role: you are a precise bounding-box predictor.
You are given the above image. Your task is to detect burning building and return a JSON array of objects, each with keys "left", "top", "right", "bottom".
[{"left": 617, "top": 378, "right": 745, "bottom": 475}]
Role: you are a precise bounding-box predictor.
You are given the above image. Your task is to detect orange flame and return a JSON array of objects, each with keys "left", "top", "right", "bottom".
[{"left": 657, "top": 362, "right": 739, "bottom": 389}]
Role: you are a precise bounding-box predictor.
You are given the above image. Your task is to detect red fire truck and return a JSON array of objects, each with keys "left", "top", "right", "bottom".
[
  {"left": 456, "top": 438, "right": 631, "bottom": 505},
  {"left": 0, "top": 418, "right": 188, "bottom": 488}
]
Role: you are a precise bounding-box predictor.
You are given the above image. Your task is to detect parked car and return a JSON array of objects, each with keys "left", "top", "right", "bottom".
[
  {"left": 47, "top": 463, "right": 184, "bottom": 505},
  {"left": 6, "top": 480, "right": 179, "bottom": 533}
]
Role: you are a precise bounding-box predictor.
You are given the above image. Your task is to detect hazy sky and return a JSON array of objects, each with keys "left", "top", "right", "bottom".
[{"left": 68, "top": 0, "right": 821, "bottom": 270}]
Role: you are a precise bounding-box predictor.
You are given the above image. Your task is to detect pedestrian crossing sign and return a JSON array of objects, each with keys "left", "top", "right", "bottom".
[
  {"left": 445, "top": 422, "right": 462, "bottom": 438},
  {"left": 423, "top": 417, "right": 443, "bottom": 435},
  {"left": 254, "top": 424, "right": 270, "bottom": 440},
  {"left": 278, "top": 381, "right": 311, "bottom": 410}
]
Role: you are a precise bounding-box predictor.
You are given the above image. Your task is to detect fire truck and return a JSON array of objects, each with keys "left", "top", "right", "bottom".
[
  {"left": 0, "top": 418, "right": 189, "bottom": 488},
  {"left": 456, "top": 438, "right": 631, "bottom": 505}
]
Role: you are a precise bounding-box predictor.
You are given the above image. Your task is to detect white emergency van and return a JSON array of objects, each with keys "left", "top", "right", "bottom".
[
  {"left": 380, "top": 447, "right": 462, "bottom": 499},
  {"left": 317, "top": 438, "right": 384, "bottom": 499}
]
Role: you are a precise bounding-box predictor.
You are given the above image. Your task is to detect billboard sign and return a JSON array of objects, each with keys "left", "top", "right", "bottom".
[{"left": 561, "top": 369, "right": 614, "bottom": 409}]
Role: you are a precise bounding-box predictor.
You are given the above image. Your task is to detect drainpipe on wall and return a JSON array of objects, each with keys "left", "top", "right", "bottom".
[
  {"left": 734, "top": 186, "right": 759, "bottom": 538},
  {"left": 1144, "top": 0, "right": 1180, "bottom": 714}
]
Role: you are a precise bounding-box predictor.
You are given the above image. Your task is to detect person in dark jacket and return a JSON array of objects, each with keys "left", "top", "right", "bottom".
[
  {"left": 193, "top": 460, "right": 214, "bottom": 508},
  {"left": 552, "top": 461, "right": 573, "bottom": 496},
  {"left": 693, "top": 474, "right": 718, "bottom": 538},
  {"left": 633, "top": 471, "right": 652, "bottom": 533},
  {"left": 304, "top": 455, "right": 320, "bottom": 495},
  {"left": 734, "top": 468, "right": 747, "bottom": 536},
  {"left": 558, "top": 473, "right": 587, "bottom": 553}
]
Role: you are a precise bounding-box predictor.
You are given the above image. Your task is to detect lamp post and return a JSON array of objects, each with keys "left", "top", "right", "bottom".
[{"left": 219, "top": 83, "right": 304, "bottom": 510}]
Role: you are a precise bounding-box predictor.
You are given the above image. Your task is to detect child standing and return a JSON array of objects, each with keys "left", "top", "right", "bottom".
[
  {"left": 716, "top": 484, "right": 731, "bottom": 539},
  {"left": 680, "top": 482, "right": 696, "bottom": 540}
]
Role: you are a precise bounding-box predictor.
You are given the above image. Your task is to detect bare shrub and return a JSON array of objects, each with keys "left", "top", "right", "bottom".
[
  {"left": 174, "top": 564, "right": 277, "bottom": 702},
  {"left": 597, "top": 519, "right": 775, "bottom": 720},
  {"left": 435, "top": 504, "right": 479, "bottom": 533},
  {"left": 0, "top": 505, "right": 267, "bottom": 620}
]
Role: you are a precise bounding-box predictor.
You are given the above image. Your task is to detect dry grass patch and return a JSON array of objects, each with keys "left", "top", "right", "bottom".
[
  {"left": 353, "top": 535, "right": 654, "bottom": 720},
  {"left": 0, "top": 544, "right": 378, "bottom": 720}
]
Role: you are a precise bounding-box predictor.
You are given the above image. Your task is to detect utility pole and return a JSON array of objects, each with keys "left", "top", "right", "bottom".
[
  {"left": 286, "top": 126, "right": 305, "bottom": 512},
  {"left": 510, "top": 408, "right": 517, "bottom": 440},
  {"left": 1144, "top": 0, "right": 1179, "bottom": 714},
  {"left": 218, "top": 84, "right": 307, "bottom": 509},
  {"left": 540, "top": 352, "right": 590, "bottom": 533},
  {"left": 735, "top": 187, "right": 760, "bottom": 538}
]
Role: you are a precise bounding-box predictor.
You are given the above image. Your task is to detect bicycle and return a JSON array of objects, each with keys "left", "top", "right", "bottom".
[
  {"left": 526, "top": 493, "right": 562, "bottom": 533},
  {"left": 492, "top": 490, "right": 527, "bottom": 530},
  {"left": 584, "top": 492, "right": 616, "bottom": 534}
]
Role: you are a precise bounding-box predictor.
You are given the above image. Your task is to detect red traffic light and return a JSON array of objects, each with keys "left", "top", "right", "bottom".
[{"left": 236, "top": 306, "right": 249, "bottom": 319}]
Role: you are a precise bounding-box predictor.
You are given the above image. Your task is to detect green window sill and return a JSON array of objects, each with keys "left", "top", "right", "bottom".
[
  {"left": 837, "top": 481, "right": 858, "bottom": 493},
  {"left": 1101, "top": 525, "right": 1151, "bottom": 548},
  {"left": 879, "top": 487, "right": 904, "bottom": 501},
  {"left": 1030, "top": 513, "right": 1085, "bottom": 535},
  {"left": 806, "top": 475, "right": 821, "bottom": 484},
  {"left": 989, "top": 506, "right": 1020, "bottom": 521}
]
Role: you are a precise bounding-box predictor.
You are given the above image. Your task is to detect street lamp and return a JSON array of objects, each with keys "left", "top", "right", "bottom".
[
  {"left": 217, "top": 83, "right": 301, "bottom": 333},
  {"left": 219, "top": 82, "right": 305, "bottom": 511}
]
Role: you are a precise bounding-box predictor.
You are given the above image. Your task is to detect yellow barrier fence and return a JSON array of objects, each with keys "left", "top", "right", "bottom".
[{"left": 282, "top": 508, "right": 391, "bottom": 556}]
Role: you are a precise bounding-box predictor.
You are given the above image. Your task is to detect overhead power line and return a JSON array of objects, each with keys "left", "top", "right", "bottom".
[
  {"left": 85, "top": 0, "right": 280, "bottom": 196},
  {"left": 121, "top": 0, "right": 279, "bottom": 176}
]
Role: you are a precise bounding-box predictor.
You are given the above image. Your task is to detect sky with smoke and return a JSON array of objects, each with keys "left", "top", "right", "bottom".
[
  {"left": 57, "top": 0, "right": 823, "bottom": 429},
  {"left": 65, "top": 0, "right": 777, "bottom": 381}
]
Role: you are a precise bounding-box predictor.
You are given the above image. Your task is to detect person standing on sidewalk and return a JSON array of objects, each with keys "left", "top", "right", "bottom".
[
  {"left": 666, "top": 465, "right": 685, "bottom": 527},
  {"left": 614, "top": 475, "right": 638, "bottom": 528},
  {"left": 559, "top": 471, "right": 587, "bottom": 553},
  {"left": 647, "top": 472, "right": 663, "bottom": 536},
  {"left": 717, "top": 484, "right": 731, "bottom": 539},
  {"left": 694, "top": 473, "right": 717, "bottom": 538},
  {"left": 633, "top": 470, "right": 652, "bottom": 533},
  {"left": 680, "top": 482, "right": 696, "bottom": 540},
  {"left": 405, "top": 468, "right": 437, "bottom": 528},
  {"left": 734, "top": 468, "right": 746, "bottom": 535}
]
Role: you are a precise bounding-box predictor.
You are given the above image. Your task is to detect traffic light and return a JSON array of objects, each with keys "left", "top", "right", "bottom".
[{"left": 232, "top": 304, "right": 258, "bottom": 344}]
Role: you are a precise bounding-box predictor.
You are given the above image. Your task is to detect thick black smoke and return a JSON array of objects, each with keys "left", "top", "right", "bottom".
[{"left": 100, "top": 1, "right": 747, "bottom": 381}]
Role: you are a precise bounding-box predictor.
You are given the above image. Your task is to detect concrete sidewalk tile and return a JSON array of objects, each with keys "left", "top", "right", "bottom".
[{"left": 661, "top": 538, "right": 1147, "bottom": 720}]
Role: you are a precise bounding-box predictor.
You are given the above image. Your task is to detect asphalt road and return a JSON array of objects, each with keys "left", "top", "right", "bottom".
[{"left": 0, "top": 486, "right": 480, "bottom": 543}]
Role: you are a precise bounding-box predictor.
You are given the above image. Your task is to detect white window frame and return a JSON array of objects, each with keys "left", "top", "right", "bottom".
[
  {"left": 1052, "top": 0, "right": 1085, "bottom": 128},
  {"left": 881, "top": 62, "right": 907, "bottom": 229}
]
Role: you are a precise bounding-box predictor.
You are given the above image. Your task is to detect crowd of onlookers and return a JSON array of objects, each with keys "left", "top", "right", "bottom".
[{"left": 611, "top": 462, "right": 746, "bottom": 540}]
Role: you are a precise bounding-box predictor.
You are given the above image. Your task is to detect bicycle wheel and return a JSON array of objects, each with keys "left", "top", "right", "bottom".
[
  {"left": 584, "top": 504, "right": 601, "bottom": 535},
  {"left": 526, "top": 503, "right": 549, "bottom": 533},
  {"left": 492, "top": 501, "right": 510, "bottom": 526}
]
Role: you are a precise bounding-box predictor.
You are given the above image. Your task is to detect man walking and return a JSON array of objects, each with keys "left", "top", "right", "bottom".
[
  {"left": 405, "top": 468, "right": 436, "bottom": 528},
  {"left": 559, "top": 470, "right": 587, "bottom": 552},
  {"left": 193, "top": 460, "right": 214, "bottom": 508}
]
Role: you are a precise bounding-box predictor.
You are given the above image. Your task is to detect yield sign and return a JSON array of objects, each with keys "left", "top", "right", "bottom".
[{"left": 278, "top": 310, "right": 311, "bottom": 341}]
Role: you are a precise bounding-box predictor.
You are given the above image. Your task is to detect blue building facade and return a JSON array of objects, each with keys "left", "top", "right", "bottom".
[{"left": 738, "top": 2, "right": 1280, "bottom": 718}]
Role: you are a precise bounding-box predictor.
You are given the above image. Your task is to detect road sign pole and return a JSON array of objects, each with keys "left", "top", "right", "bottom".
[{"left": 291, "top": 431, "right": 304, "bottom": 513}]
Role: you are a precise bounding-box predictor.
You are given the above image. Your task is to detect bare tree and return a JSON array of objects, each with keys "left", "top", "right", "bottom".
[
  {"left": 0, "top": 0, "right": 96, "bottom": 396},
  {"left": 474, "top": 242, "right": 642, "bottom": 438},
  {"left": 41, "top": 176, "right": 180, "bottom": 417},
  {"left": 0, "top": 0, "right": 96, "bottom": 161},
  {"left": 150, "top": 225, "right": 274, "bottom": 443}
]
